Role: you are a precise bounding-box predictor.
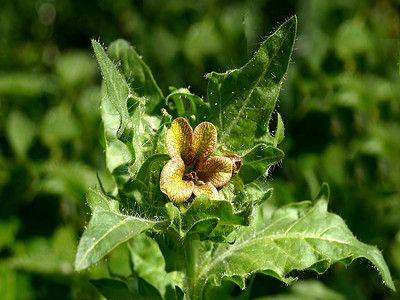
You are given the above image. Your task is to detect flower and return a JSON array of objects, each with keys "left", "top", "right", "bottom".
[{"left": 160, "top": 117, "right": 241, "bottom": 203}]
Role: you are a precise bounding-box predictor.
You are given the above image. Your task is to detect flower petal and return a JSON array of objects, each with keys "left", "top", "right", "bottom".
[
  {"left": 167, "top": 117, "right": 195, "bottom": 165},
  {"left": 160, "top": 158, "right": 194, "bottom": 203},
  {"left": 196, "top": 156, "right": 233, "bottom": 189},
  {"left": 193, "top": 122, "right": 217, "bottom": 163},
  {"left": 193, "top": 182, "right": 219, "bottom": 199}
]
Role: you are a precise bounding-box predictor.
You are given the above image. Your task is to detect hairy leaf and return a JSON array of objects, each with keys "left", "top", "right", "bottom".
[
  {"left": 186, "top": 184, "right": 395, "bottom": 298},
  {"left": 108, "top": 39, "right": 165, "bottom": 115},
  {"left": 274, "top": 112, "right": 285, "bottom": 147},
  {"left": 75, "top": 190, "right": 168, "bottom": 271},
  {"left": 206, "top": 16, "right": 297, "bottom": 152},
  {"left": 238, "top": 144, "right": 284, "bottom": 184},
  {"left": 94, "top": 40, "right": 152, "bottom": 181},
  {"left": 93, "top": 40, "right": 137, "bottom": 142}
]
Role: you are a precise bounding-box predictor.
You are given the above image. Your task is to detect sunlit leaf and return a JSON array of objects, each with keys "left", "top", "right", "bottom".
[
  {"left": 92, "top": 40, "right": 137, "bottom": 142},
  {"left": 94, "top": 40, "right": 152, "bottom": 182},
  {"left": 185, "top": 184, "right": 395, "bottom": 298},
  {"left": 206, "top": 16, "right": 297, "bottom": 152},
  {"left": 75, "top": 190, "right": 168, "bottom": 271},
  {"left": 273, "top": 112, "right": 285, "bottom": 147}
]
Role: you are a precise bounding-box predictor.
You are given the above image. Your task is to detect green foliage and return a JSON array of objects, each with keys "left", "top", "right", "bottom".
[
  {"left": 2, "top": 1, "right": 399, "bottom": 299},
  {"left": 74, "top": 16, "right": 395, "bottom": 299},
  {"left": 206, "top": 16, "right": 296, "bottom": 152}
]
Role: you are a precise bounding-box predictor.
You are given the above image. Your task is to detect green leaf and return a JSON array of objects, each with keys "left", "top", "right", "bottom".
[
  {"left": 127, "top": 235, "right": 184, "bottom": 300},
  {"left": 91, "top": 277, "right": 163, "bottom": 300},
  {"left": 253, "top": 279, "right": 345, "bottom": 300},
  {"left": 11, "top": 226, "right": 76, "bottom": 275},
  {"left": 0, "top": 72, "right": 56, "bottom": 97},
  {"left": 166, "top": 88, "right": 210, "bottom": 125},
  {"left": 108, "top": 39, "right": 165, "bottom": 115},
  {"left": 136, "top": 154, "right": 170, "bottom": 183},
  {"left": 186, "top": 184, "right": 395, "bottom": 298},
  {"left": 181, "top": 194, "right": 255, "bottom": 240},
  {"left": 121, "top": 154, "right": 170, "bottom": 213},
  {"left": 273, "top": 112, "right": 285, "bottom": 147},
  {"left": 75, "top": 189, "right": 168, "bottom": 271},
  {"left": 95, "top": 43, "right": 133, "bottom": 185},
  {"left": 238, "top": 144, "right": 284, "bottom": 184},
  {"left": 90, "top": 279, "right": 134, "bottom": 300},
  {"left": 92, "top": 40, "right": 138, "bottom": 142},
  {"left": 5, "top": 110, "right": 36, "bottom": 161},
  {"left": 206, "top": 16, "right": 297, "bottom": 152},
  {"left": 0, "top": 218, "right": 19, "bottom": 251},
  {"left": 94, "top": 40, "right": 153, "bottom": 182}
]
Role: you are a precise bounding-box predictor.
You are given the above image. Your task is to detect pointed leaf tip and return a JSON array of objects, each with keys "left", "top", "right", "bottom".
[{"left": 316, "top": 183, "right": 330, "bottom": 202}]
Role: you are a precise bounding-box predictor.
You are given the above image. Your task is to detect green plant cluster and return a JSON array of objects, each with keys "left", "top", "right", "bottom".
[
  {"left": 76, "top": 16, "right": 393, "bottom": 299},
  {"left": 0, "top": 0, "right": 399, "bottom": 299}
]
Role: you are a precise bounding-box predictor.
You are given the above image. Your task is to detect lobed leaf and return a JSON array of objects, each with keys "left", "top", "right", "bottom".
[
  {"left": 186, "top": 184, "right": 395, "bottom": 298},
  {"left": 206, "top": 16, "right": 297, "bottom": 152}
]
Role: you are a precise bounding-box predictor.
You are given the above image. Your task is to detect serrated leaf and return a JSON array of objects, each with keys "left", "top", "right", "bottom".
[
  {"left": 75, "top": 190, "right": 168, "bottom": 271},
  {"left": 107, "top": 39, "right": 165, "bottom": 115},
  {"left": 206, "top": 16, "right": 297, "bottom": 151},
  {"left": 238, "top": 144, "right": 284, "bottom": 184},
  {"left": 186, "top": 185, "right": 395, "bottom": 298}
]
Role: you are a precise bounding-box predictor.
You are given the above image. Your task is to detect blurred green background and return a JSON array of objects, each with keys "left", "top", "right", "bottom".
[{"left": 0, "top": 0, "right": 399, "bottom": 299}]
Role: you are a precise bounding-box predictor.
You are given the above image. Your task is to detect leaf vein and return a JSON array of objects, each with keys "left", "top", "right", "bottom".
[{"left": 221, "top": 22, "right": 294, "bottom": 141}]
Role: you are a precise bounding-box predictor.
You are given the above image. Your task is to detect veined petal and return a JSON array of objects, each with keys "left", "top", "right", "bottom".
[
  {"left": 160, "top": 158, "right": 194, "bottom": 203},
  {"left": 193, "top": 182, "right": 219, "bottom": 200},
  {"left": 193, "top": 122, "right": 217, "bottom": 163},
  {"left": 167, "top": 117, "right": 195, "bottom": 165},
  {"left": 196, "top": 156, "right": 233, "bottom": 189}
]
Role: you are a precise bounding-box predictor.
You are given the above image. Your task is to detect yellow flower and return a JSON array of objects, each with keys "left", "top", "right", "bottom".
[{"left": 160, "top": 117, "right": 241, "bottom": 203}]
